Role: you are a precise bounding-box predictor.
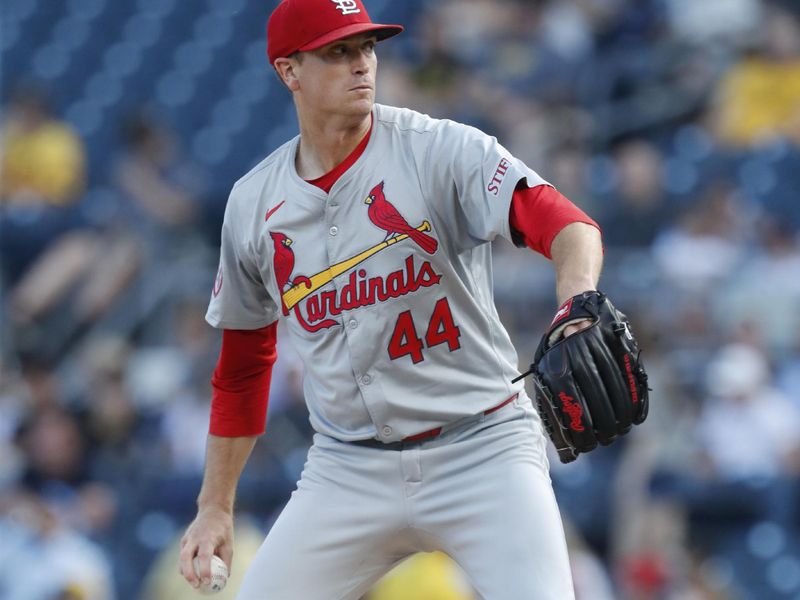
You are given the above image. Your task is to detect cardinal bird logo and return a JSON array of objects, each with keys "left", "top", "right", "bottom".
[
  {"left": 364, "top": 181, "right": 438, "bottom": 255},
  {"left": 268, "top": 185, "right": 440, "bottom": 332},
  {"left": 270, "top": 231, "right": 295, "bottom": 315}
]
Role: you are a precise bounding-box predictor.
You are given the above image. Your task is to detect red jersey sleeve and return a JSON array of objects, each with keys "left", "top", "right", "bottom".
[
  {"left": 209, "top": 322, "right": 278, "bottom": 437},
  {"left": 509, "top": 184, "right": 600, "bottom": 259}
]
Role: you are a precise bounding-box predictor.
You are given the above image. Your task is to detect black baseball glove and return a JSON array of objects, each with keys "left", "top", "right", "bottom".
[{"left": 514, "top": 291, "right": 649, "bottom": 463}]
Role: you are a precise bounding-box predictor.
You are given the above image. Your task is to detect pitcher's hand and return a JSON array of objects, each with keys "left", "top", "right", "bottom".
[{"left": 178, "top": 505, "right": 234, "bottom": 589}]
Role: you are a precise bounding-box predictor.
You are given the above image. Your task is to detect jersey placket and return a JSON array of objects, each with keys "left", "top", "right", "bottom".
[{"left": 323, "top": 187, "right": 394, "bottom": 442}]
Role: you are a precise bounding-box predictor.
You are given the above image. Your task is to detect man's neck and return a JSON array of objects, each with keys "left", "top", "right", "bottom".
[{"left": 295, "top": 109, "right": 372, "bottom": 180}]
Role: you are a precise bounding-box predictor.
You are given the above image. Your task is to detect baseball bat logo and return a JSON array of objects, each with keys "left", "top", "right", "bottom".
[{"left": 269, "top": 181, "right": 441, "bottom": 332}]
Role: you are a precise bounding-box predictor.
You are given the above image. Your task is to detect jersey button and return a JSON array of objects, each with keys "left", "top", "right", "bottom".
[
  {"left": 382, "top": 426, "right": 392, "bottom": 437},
  {"left": 329, "top": 226, "right": 338, "bottom": 236},
  {"left": 348, "top": 319, "right": 357, "bottom": 329},
  {"left": 361, "top": 374, "right": 372, "bottom": 385}
]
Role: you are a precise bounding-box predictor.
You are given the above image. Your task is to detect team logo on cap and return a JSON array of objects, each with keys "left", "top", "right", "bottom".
[{"left": 331, "top": 0, "right": 360, "bottom": 15}]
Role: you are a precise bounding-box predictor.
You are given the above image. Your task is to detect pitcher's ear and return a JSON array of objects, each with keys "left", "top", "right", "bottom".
[{"left": 274, "top": 56, "right": 301, "bottom": 91}]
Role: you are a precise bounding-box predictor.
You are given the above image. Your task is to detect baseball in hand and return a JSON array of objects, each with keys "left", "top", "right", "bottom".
[{"left": 193, "top": 555, "right": 229, "bottom": 595}]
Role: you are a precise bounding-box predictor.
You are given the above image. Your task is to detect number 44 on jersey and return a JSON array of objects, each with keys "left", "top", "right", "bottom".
[{"left": 388, "top": 297, "right": 461, "bottom": 363}]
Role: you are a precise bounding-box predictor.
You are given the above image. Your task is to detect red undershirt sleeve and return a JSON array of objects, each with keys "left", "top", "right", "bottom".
[
  {"left": 509, "top": 183, "right": 600, "bottom": 259},
  {"left": 209, "top": 322, "right": 278, "bottom": 437}
]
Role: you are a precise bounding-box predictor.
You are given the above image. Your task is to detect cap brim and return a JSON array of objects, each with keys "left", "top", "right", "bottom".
[{"left": 298, "top": 22, "right": 403, "bottom": 52}]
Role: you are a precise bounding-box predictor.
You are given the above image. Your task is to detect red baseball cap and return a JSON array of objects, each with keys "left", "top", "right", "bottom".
[{"left": 267, "top": 0, "right": 403, "bottom": 65}]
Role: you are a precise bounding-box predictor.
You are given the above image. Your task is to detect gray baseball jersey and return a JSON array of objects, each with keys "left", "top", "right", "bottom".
[{"left": 206, "top": 103, "right": 550, "bottom": 442}]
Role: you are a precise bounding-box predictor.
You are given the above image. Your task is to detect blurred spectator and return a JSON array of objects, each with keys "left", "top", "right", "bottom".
[
  {"left": 76, "top": 336, "right": 159, "bottom": 480},
  {"left": 697, "top": 343, "right": 800, "bottom": 480},
  {"left": 1, "top": 84, "right": 85, "bottom": 206},
  {"left": 666, "top": 0, "right": 762, "bottom": 44},
  {"left": 538, "top": 1, "right": 594, "bottom": 63},
  {"left": 652, "top": 343, "right": 800, "bottom": 532},
  {"left": 113, "top": 113, "right": 210, "bottom": 245},
  {"left": 125, "top": 300, "right": 218, "bottom": 475},
  {"left": 719, "top": 219, "right": 800, "bottom": 350},
  {"left": 616, "top": 503, "right": 735, "bottom": 600},
  {"left": 420, "top": 0, "right": 524, "bottom": 70},
  {"left": 7, "top": 231, "right": 140, "bottom": 345},
  {"left": 366, "top": 551, "right": 475, "bottom": 600},
  {"left": 15, "top": 355, "right": 63, "bottom": 412},
  {"left": 0, "top": 85, "right": 88, "bottom": 283},
  {"left": 652, "top": 181, "right": 749, "bottom": 291},
  {"left": 16, "top": 406, "right": 88, "bottom": 493},
  {"left": 599, "top": 138, "right": 673, "bottom": 248},
  {"left": 499, "top": 99, "right": 592, "bottom": 173},
  {"left": 590, "top": 0, "right": 667, "bottom": 50},
  {"left": 14, "top": 405, "right": 120, "bottom": 535},
  {"left": 711, "top": 3, "right": 800, "bottom": 145},
  {"left": 0, "top": 493, "right": 115, "bottom": 600},
  {"left": 124, "top": 299, "right": 218, "bottom": 413},
  {"left": 543, "top": 142, "right": 594, "bottom": 214}
]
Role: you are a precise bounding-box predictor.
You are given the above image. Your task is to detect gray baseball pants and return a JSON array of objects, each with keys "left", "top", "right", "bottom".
[{"left": 236, "top": 394, "right": 575, "bottom": 599}]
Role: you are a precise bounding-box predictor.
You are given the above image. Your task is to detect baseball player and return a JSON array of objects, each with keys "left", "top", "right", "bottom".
[{"left": 179, "top": 0, "right": 605, "bottom": 598}]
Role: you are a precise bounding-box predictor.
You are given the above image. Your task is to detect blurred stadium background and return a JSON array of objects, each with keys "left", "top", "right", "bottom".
[{"left": 2, "top": 0, "right": 800, "bottom": 598}]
